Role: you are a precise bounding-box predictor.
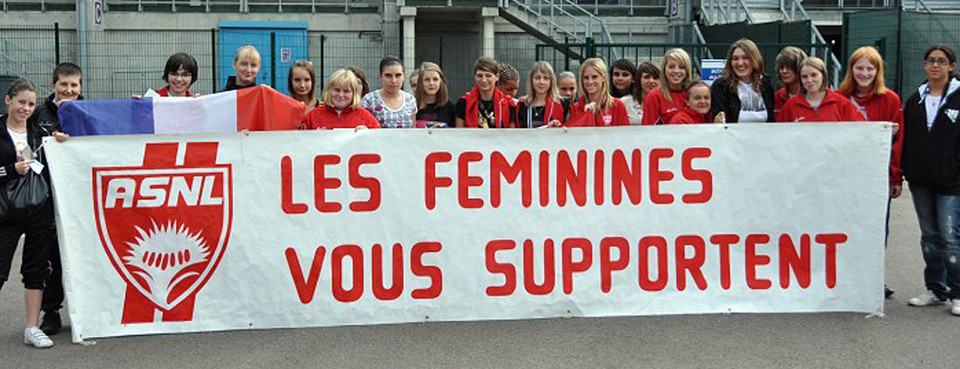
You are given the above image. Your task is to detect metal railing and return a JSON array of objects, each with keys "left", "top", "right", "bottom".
[
  {"left": 701, "top": 0, "right": 756, "bottom": 25},
  {"left": 780, "top": 0, "right": 842, "bottom": 87},
  {"left": 506, "top": 0, "right": 616, "bottom": 46},
  {"left": 102, "top": 0, "right": 368, "bottom": 13},
  {"left": 905, "top": 0, "right": 933, "bottom": 12},
  {"left": 1, "top": 0, "right": 74, "bottom": 11}
]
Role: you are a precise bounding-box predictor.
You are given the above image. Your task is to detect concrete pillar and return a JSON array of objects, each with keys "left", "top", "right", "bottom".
[
  {"left": 401, "top": 7, "right": 417, "bottom": 92},
  {"left": 383, "top": 0, "right": 401, "bottom": 57},
  {"left": 481, "top": 7, "right": 497, "bottom": 58}
]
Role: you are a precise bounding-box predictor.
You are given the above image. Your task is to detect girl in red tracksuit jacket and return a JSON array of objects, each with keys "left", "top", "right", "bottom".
[
  {"left": 669, "top": 81, "right": 723, "bottom": 124},
  {"left": 773, "top": 47, "right": 807, "bottom": 119},
  {"left": 642, "top": 48, "right": 692, "bottom": 125},
  {"left": 836, "top": 45, "right": 905, "bottom": 298},
  {"left": 778, "top": 57, "right": 865, "bottom": 123},
  {"left": 566, "top": 58, "right": 630, "bottom": 127},
  {"left": 837, "top": 46, "right": 905, "bottom": 194},
  {"left": 302, "top": 68, "right": 380, "bottom": 129}
]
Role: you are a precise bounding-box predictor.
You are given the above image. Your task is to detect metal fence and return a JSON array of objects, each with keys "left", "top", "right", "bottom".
[
  {"left": 844, "top": 9, "right": 960, "bottom": 96},
  {"left": 0, "top": 24, "right": 548, "bottom": 103}
]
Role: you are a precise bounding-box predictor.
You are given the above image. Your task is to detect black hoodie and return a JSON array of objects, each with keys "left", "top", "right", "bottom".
[{"left": 902, "top": 78, "right": 960, "bottom": 193}]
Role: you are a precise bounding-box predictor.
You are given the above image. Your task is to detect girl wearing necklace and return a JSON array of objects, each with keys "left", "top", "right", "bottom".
[
  {"left": 0, "top": 79, "right": 68, "bottom": 348},
  {"left": 516, "top": 61, "right": 565, "bottom": 128}
]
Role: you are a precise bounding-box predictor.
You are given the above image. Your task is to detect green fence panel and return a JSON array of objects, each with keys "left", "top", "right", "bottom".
[
  {"left": 899, "top": 11, "right": 960, "bottom": 93},
  {"left": 843, "top": 9, "right": 900, "bottom": 94}
]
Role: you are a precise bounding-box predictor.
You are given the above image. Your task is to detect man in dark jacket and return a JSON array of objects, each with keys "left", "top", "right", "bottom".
[{"left": 28, "top": 62, "right": 83, "bottom": 335}]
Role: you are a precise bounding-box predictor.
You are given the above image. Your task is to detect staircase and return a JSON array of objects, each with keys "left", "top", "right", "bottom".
[{"left": 499, "top": 0, "right": 619, "bottom": 59}]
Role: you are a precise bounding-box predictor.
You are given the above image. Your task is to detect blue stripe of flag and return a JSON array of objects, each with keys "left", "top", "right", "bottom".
[{"left": 57, "top": 98, "right": 156, "bottom": 136}]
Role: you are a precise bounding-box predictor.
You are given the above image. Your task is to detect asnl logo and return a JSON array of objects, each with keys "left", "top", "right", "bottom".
[{"left": 93, "top": 142, "right": 233, "bottom": 324}]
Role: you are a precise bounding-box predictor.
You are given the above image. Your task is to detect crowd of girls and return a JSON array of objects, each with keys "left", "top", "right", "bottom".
[{"left": 2, "top": 41, "right": 959, "bottom": 350}]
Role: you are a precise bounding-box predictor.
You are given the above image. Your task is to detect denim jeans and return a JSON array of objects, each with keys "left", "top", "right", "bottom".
[{"left": 910, "top": 183, "right": 960, "bottom": 299}]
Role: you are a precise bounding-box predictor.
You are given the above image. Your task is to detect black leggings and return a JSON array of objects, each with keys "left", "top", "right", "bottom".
[{"left": 0, "top": 202, "right": 54, "bottom": 291}]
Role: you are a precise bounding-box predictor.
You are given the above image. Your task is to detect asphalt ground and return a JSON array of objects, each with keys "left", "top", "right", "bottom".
[{"left": 2, "top": 186, "right": 959, "bottom": 369}]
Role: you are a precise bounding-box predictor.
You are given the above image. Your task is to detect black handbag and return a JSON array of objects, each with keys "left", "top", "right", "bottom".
[{"left": 0, "top": 169, "right": 49, "bottom": 222}]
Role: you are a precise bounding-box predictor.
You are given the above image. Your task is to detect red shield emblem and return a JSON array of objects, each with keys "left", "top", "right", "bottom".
[{"left": 93, "top": 142, "right": 232, "bottom": 324}]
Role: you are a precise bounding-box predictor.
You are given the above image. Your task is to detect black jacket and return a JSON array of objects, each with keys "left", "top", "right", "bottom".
[
  {"left": 0, "top": 114, "right": 53, "bottom": 186},
  {"left": 28, "top": 93, "right": 84, "bottom": 133},
  {"left": 223, "top": 76, "right": 256, "bottom": 92},
  {"left": 902, "top": 78, "right": 960, "bottom": 193},
  {"left": 710, "top": 76, "right": 776, "bottom": 123}
]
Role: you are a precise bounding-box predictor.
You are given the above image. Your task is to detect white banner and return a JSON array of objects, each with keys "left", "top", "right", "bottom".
[{"left": 45, "top": 124, "right": 889, "bottom": 343}]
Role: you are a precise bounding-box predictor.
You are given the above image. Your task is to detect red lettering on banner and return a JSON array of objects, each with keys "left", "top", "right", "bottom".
[
  {"left": 473, "top": 232, "right": 845, "bottom": 297},
  {"left": 425, "top": 152, "right": 453, "bottom": 210},
  {"left": 458, "top": 151, "right": 484, "bottom": 208},
  {"left": 372, "top": 243, "right": 403, "bottom": 300},
  {"left": 485, "top": 240, "right": 516, "bottom": 296},
  {"left": 523, "top": 239, "right": 555, "bottom": 295},
  {"left": 639, "top": 236, "right": 668, "bottom": 291},
  {"left": 314, "top": 155, "right": 342, "bottom": 213},
  {"left": 332, "top": 245, "right": 364, "bottom": 302},
  {"left": 557, "top": 151, "right": 588, "bottom": 207},
  {"left": 594, "top": 150, "right": 605, "bottom": 205},
  {"left": 710, "top": 234, "right": 739, "bottom": 290},
  {"left": 538, "top": 151, "right": 550, "bottom": 207},
  {"left": 349, "top": 154, "right": 381, "bottom": 212},
  {"left": 425, "top": 148, "right": 714, "bottom": 209},
  {"left": 611, "top": 149, "right": 642, "bottom": 205},
  {"left": 681, "top": 148, "right": 713, "bottom": 203},
  {"left": 562, "top": 238, "right": 592, "bottom": 294},
  {"left": 280, "top": 156, "right": 308, "bottom": 214},
  {"left": 411, "top": 241, "right": 443, "bottom": 299},
  {"left": 676, "top": 235, "right": 707, "bottom": 291},
  {"left": 285, "top": 246, "right": 325, "bottom": 304},
  {"left": 779, "top": 234, "right": 811, "bottom": 289},
  {"left": 745, "top": 234, "right": 772, "bottom": 289},
  {"left": 281, "top": 154, "right": 383, "bottom": 214},
  {"left": 490, "top": 151, "right": 532, "bottom": 208},
  {"left": 816, "top": 233, "right": 847, "bottom": 288},
  {"left": 649, "top": 148, "right": 674, "bottom": 204},
  {"left": 600, "top": 237, "right": 629, "bottom": 293}
]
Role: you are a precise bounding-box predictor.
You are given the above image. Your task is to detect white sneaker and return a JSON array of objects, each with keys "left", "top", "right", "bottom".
[
  {"left": 24, "top": 326, "right": 53, "bottom": 348},
  {"left": 908, "top": 290, "right": 947, "bottom": 307},
  {"left": 952, "top": 299, "right": 960, "bottom": 316}
]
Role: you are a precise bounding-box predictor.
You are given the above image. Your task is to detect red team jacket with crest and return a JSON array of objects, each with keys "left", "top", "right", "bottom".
[
  {"left": 777, "top": 90, "right": 865, "bottom": 123},
  {"left": 641, "top": 89, "right": 687, "bottom": 125},
  {"left": 302, "top": 105, "right": 381, "bottom": 129},
  {"left": 566, "top": 97, "right": 629, "bottom": 127}
]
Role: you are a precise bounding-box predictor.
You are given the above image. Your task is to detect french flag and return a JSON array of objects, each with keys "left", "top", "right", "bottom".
[{"left": 59, "top": 86, "right": 305, "bottom": 136}]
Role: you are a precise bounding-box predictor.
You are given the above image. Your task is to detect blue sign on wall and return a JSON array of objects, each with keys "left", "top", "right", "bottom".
[
  {"left": 219, "top": 21, "right": 308, "bottom": 94},
  {"left": 701, "top": 59, "right": 726, "bottom": 85}
]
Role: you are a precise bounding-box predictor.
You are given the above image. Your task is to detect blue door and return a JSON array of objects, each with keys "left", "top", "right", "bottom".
[{"left": 218, "top": 21, "right": 309, "bottom": 94}]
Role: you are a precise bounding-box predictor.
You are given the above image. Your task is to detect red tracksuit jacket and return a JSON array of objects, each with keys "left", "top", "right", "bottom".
[
  {"left": 641, "top": 89, "right": 687, "bottom": 125},
  {"left": 778, "top": 90, "right": 865, "bottom": 123},
  {"left": 566, "top": 97, "right": 630, "bottom": 127},
  {"left": 302, "top": 105, "right": 381, "bottom": 129}
]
